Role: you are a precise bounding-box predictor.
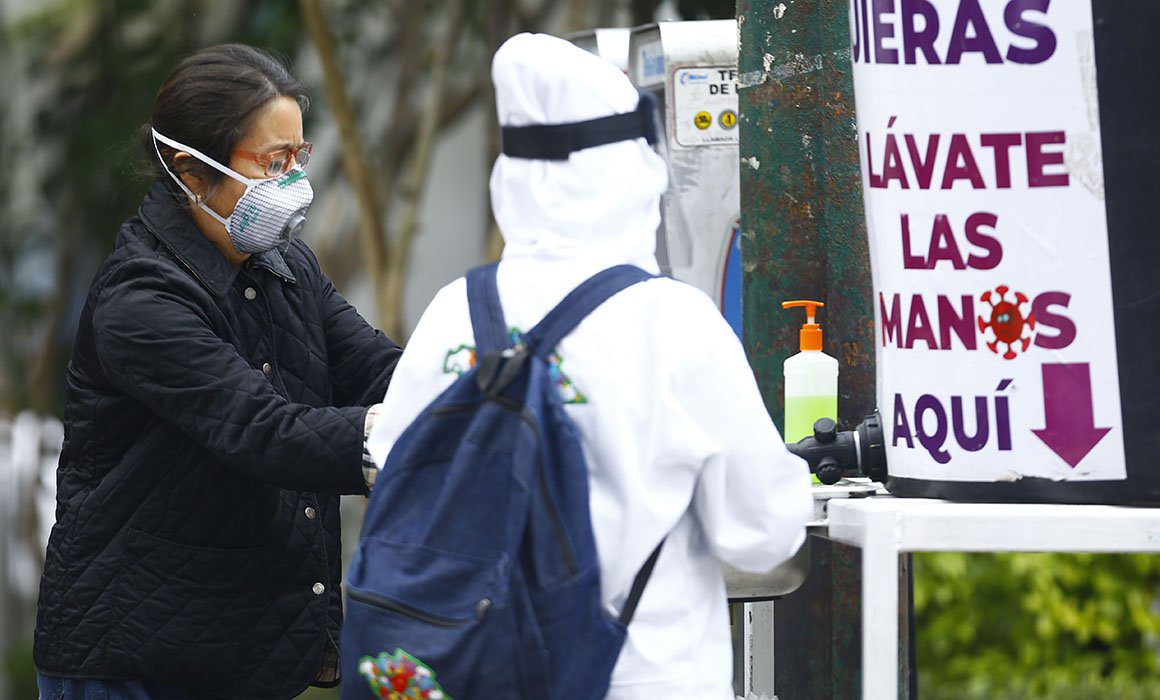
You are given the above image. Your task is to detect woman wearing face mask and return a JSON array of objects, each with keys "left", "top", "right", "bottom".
[{"left": 33, "top": 44, "right": 401, "bottom": 700}]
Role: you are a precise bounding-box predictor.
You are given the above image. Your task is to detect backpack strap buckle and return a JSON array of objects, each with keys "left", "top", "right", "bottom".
[{"left": 476, "top": 344, "right": 530, "bottom": 397}]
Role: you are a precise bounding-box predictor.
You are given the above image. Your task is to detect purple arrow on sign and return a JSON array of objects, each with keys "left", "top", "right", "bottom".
[{"left": 1031, "top": 363, "right": 1112, "bottom": 468}]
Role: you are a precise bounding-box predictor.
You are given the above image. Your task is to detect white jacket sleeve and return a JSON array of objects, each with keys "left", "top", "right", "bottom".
[
  {"left": 677, "top": 306, "right": 813, "bottom": 573},
  {"left": 366, "top": 280, "right": 465, "bottom": 469}
]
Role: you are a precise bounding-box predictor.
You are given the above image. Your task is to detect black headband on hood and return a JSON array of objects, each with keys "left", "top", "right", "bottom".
[{"left": 500, "top": 91, "right": 659, "bottom": 161}]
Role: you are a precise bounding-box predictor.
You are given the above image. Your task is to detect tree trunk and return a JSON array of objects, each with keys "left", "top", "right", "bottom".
[
  {"left": 385, "top": 0, "right": 466, "bottom": 341},
  {"left": 300, "top": 0, "right": 391, "bottom": 323},
  {"left": 565, "top": 0, "right": 591, "bottom": 32}
]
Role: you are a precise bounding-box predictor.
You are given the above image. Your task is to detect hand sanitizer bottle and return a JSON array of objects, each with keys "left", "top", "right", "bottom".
[{"left": 781, "top": 301, "right": 839, "bottom": 461}]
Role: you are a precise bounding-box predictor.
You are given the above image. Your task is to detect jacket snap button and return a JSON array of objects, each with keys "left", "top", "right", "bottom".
[
  {"left": 261, "top": 362, "right": 272, "bottom": 375},
  {"left": 475, "top": 598, "right": 491, "bottom": 619},
  {"left": 244, "top": 287, "right": 257, "bottom": 300},
  {"left": 312, "top": 582, "right": 326, "bottom": 596},
  {"left": 304, "top": 506, "right": 316, "bottom": 520}
]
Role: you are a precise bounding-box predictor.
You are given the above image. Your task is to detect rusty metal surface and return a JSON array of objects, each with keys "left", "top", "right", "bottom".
[
  {"left": 737, "top": 0, "right": 874, "bottom": 432},
  {"left": 771, "top": 537, "right": 861, "bottom": 699},
  {"left": 736, "top": 2, "right": 901, "bottom": 696},
  {"left": 772, "top": 537, "right": 914, "bottom": 700}
]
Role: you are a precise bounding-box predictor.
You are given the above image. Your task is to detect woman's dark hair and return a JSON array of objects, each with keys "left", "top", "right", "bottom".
[{"left": 138, "top": 43, "right": 309, "bottom": 197}]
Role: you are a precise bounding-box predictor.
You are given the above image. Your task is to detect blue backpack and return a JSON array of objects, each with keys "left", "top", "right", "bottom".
[{"left": 341, "top": 263, "right": 663, "bottom": 700}]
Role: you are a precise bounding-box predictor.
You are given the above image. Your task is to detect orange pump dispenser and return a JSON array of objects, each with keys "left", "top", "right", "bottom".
[{"left": 781, "top": 300, "right": 825, "bottom": 351}]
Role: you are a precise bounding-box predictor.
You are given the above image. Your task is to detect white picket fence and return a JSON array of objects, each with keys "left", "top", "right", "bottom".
[{"left": 0, "top": 412, "right": 62, "bottom": 699}]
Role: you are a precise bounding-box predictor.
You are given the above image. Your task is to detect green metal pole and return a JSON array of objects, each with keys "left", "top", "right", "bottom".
[
  {"left": 737, "top": 0, "right": 874, "bottom": 434},
  {"left": 737, "top": 2, "right": 897, "bottom": 698}
]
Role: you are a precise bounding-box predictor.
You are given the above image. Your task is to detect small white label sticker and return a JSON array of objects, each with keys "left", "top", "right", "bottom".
[{"left": 673, "top": 66, "right": 739, "bottom": 147}]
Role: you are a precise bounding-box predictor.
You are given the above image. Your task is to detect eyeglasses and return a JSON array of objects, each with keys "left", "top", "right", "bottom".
[{"left": 233, "top": 142, "right": 313, "bottom": 178}]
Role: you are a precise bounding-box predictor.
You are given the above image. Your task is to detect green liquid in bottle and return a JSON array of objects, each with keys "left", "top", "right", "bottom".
[
  {"left": 785, "top": 394, "right": 838, "bottom": 484},
  {"left": 784, "top": 394, "right": 839, "bottom": 444}
]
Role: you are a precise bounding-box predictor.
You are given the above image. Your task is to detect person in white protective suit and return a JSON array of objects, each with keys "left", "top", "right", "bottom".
[{"left": 367, "top": 32, "right": 813, "bottom": 700}]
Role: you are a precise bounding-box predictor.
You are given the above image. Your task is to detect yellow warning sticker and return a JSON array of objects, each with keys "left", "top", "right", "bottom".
[
  {"left": 719, "top": 110, "right": 737, "bottom": 129},
  {"left": 694, "top": 111, "right": 712, "bottom": 130}
]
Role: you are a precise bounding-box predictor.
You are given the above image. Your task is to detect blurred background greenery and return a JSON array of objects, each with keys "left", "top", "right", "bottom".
[
  {"left": 1, "top": 1, "right": 1157, "bottom": 699},
  {"left": 915, "top": 552, "right": 1160, "bottom": 699}
]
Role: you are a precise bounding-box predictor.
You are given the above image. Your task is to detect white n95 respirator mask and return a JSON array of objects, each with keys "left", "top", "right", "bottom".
[{"left": 152, "top": 128, "right": 313, "bottom": 254}]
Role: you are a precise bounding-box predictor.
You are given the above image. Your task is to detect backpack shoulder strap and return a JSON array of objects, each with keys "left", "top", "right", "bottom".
[
  {"left": 619, "top": 539, "right": 664, "bottom": 626},
  {"left": 470, "top": 262, "right": 662, "bottom": 623},
  {"left": 466, "top": 262, "right": 510, "bottom": 353},
  {"left": 524, "top": 265, "right": 654, "bottom": 359}
]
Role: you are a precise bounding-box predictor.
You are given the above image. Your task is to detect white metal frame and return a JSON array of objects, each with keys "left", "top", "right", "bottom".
[{"left": 825, "top": 496, "right": 1160, "bottom": 700}]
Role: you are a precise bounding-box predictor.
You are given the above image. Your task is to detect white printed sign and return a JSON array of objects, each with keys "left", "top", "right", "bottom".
[
  {"left": 672, "top": 66, "right": 739, "bottom": 147},
  {"left": 852, "top": 0, "right": 1126, "bottom": 481}
]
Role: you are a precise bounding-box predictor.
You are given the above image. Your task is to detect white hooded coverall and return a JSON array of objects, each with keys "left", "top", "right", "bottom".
[{"left": 367, "top": 32, "right": 813, "bottom": 700}]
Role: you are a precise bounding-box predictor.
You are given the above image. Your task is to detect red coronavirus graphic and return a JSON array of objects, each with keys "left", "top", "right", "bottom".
[{"left": 977, "top": 285, "right": 1036, "bottom": 360}]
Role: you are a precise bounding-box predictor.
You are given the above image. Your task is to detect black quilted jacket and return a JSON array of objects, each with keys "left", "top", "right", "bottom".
[{"left": 34, "top": 181, "right": 402, "bottom": 699}]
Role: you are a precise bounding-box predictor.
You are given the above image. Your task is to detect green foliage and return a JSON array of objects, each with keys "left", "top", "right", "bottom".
[
  {"left": 921, "top": 674, "right": 1160, "bottom": 700},
  {"left": 0, "top": 0, "right": 309, "bottom": 414},
  {"left": 915, "top": 552, "right": 1160, "bottom": 698},
  {"left": 4, "top": 645, "right": 39, "bottom": 700}
]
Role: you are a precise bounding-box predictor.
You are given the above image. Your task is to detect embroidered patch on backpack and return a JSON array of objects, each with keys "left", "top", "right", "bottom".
[
  {"left": 359, "top": 649, "right": 448, "bottom": 699},
  {"left": 442, "top": 330, "right": 587, "bottom": 404}
]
